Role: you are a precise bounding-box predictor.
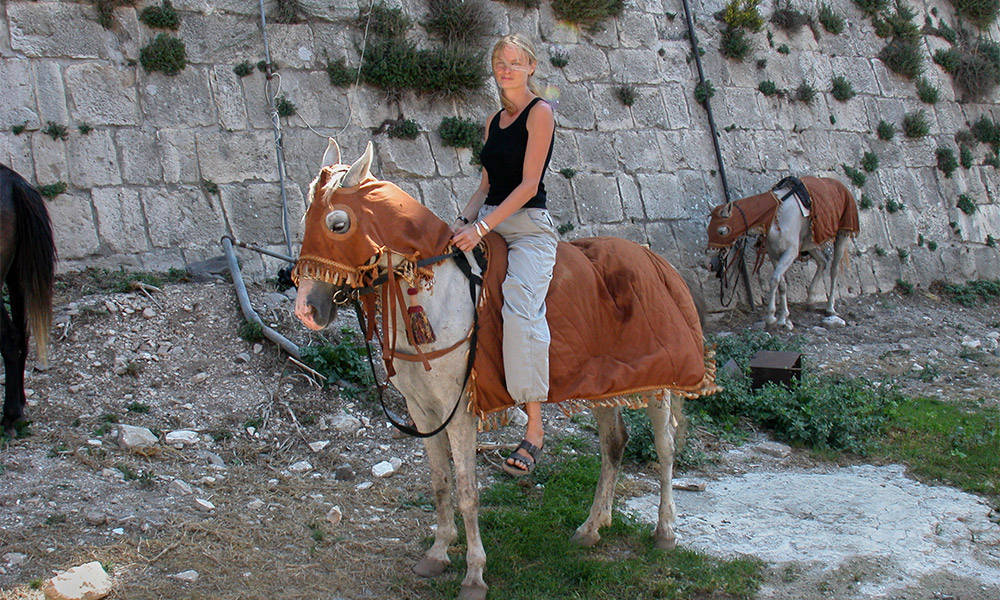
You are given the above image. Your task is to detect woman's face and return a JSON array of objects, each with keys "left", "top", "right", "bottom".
[{"left": 492, "top": 44, "right": 534, "bottom": 92}]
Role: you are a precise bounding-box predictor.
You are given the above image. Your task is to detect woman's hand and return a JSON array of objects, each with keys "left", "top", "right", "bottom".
[
  {"left": 452, "top": 223, "right": 483, "bottom": 252},
  {"left": 450, "top": 218, "right": 467, "bottom": 234}
]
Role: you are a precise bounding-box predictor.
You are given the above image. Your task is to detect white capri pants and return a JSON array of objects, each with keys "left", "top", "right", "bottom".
[{"left": 479, "top": 205, "right": 559, "bottom": 405}]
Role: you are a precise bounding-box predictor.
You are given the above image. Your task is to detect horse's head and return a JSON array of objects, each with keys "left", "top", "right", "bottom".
[
  {"left": 706, "top": 202, "right": 741, "bottom": 250},
  {"left": 292, "top": 139, "right": 453, "bottom": 330}
]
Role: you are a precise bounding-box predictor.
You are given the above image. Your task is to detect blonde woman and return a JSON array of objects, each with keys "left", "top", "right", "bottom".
[{"left": 452, "top": 34, "right": 557, "bottom": 476}]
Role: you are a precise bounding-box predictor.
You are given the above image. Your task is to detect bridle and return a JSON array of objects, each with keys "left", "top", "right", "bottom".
[
  {"left": 712, "top": 201, "right": 751, "bottom": 307},
  {"left": 330, "top": 247, "right": 486, "bottom": 438}
]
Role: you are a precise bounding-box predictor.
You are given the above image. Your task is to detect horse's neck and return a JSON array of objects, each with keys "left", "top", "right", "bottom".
[
  {"left": 388, "top": 256, "right": 476, "bottom": 355},
  {"left": 768, "top": 196, "right": 810, "bottom": 253}
]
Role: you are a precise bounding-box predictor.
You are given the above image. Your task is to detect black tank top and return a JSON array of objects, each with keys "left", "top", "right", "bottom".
[{"left": 479, "top": 97, "right": 554, "bottom": 208}]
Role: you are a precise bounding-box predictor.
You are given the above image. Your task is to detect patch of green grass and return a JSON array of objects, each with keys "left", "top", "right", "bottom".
[
  {"left": 238, "top": 320, "right": 264, "bottom": 343},
  {"left": 928, "top": 18, "right": 958, "bottom": 43},
  {"left": 275, "top": 94, "right": 296, "bottom": 118},
  {"left": 902, "top": 109, "right": 930, "bottom": 138},
  {"left": 139, "top": 33, "right": 187, "bottom": 75},
  {"left": 853, "top": 0, "right": 888, "bottom": 16},
  {"left": 794, "top": 80, "right": 816, "bottom": 104},
  {"left": 139, "top": 0, "right": 179, "bottom": 29},
  {"left": 877, "top": 119, "right": 896, "bottom": 140},
  {"left": 830, "top": 74, "right": 856, "bottom": 101},
  {"left": 936, "top": 146, "right": 958, "bottom": 177},
  {"left": 937, "top": 279, "right": 1000, "bottom": 305},
  {"left": 43, "top": 121, "right": 69, "bottom": 141},
  {"left": 694, "top": 80, "right": 716, "bottom": 105},
  {"left": 957, "top": 193, "right": 977, "bottom": 215},
  {"left": 915, "top": 77, "right": 940, "bottom": 103},
  {"left": 551, "top": 0, "right": 625, "bottom": 31},
  {"left": 77, "top": 122, "right": 94, "bottom": 135},
  {"left": 559, "top": 167, "right": 577, "bottom": 179},
  {"left": 972, "top": 115, "right": 1000, "bottom": 150},
  {"left": 615, "top": 84, "right": 638, "bottom": 106},
  {"left": 885, "top": 198, "right": 905, "bottom": 213},
  {"left": 880, "top": 37, "right": 923, "bottom": 79},
  {"left": 126, "top": 402, "right": 150, "bottom": 414},
  {"left": 876, "top": 398, "right": 1000, "bottom": 499},
  {"left": 326, "top": 58, "right": 353, "bottom": 86},
  {"left": 861, "top": 151, "right": 879, "bottom": 172},
  {"left": 859, "top": 193, "right": 874, "bottom": 209},
  {"left": 717, "top": 0, "right": 765, "bottom": 31},
  {"left": 75, "top": 267, "right": 190, "bottom": 294},
  {"left": 301, "top": 329, "right": 370, "bottom": 388},
  {"left": 361, "top": 1, "right": 411, "bottom": 39},
  {"left": 947, "top": 0, "right": 1000, "bottom": 29},
  {"left": 550, "top": 50, "right": 569, "bottom": 68},
  {"left": 721, "top": 26, "right": 754, "bottom": 61},
  {"left": 960, "top": 144, "right": 974, "bottom": 168},
  {"left": 771, "top": 0, "right": 811, "bottom": 32},
  {"left": 842, "top": 164, "right": 867, "bottom": 187},
  {"left": 777, "top": 43, "right": 791, "bottom": 54},
  {"left": 423, "top": 0, "right": 491, "bottom": 45},
  {"left": 234, "top": 61, "right": 254, "bottom": 77},
  {"left": 447, "top": 455, "right": 765, "bottom": 599},
  {"left": 439, "top": 116, "right": 483, "bottom": 152},
  {"left": 387, "top": 118, "right": 420, "bottom": 139},
  {"left": 361, "top": 38, "right": 487, "bottom": 98},
  {"left": 38, "top": 181, "right": 68, "bottom": 199},
  {"left": 758, "top": 80, "right": 782, "bottom": 96},
  {"left": 818, "top": 2, "right": 844, "bottom": 33},
  {"left": 933, "top": 37, "right": 1000, "bottom": 101}
]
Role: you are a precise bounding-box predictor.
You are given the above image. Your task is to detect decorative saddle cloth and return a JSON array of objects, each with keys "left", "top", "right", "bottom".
[{"left": 470, "top": 234, "right": 720, "bottom": 425}]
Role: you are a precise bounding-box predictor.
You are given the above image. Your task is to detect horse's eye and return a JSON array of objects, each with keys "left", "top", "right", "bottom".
[
  {"left": 326, "top": 210, "right": 351, "bottom": 234},
  {"left": 717, "top": 226, "right": 730, "bottom": 237}
]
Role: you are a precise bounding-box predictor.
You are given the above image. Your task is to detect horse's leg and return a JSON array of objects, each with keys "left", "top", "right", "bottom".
[
  {"left": 826, "top": 233, "right": 849, "bottom": 316},
  {"left": 647, "top": 394, "right": 678, "bottom": 550},
  {"left": 805, "top": 248, "right": 828, "bottom": 308},
  {"left": 1, "top": 279, "right": 27, "bottom": 435},
  {"left": 776, "top": 275, "right": 793, "bottom": 330},
  {"left": 572, "top": 406, "right": 627, "bottom": 547},
  {"left": 445, "top": 410, "right": 487, "bottom": 600},
  {"left": 413, "top": 430, "right": 457, "bottom": 577},
  {"left": 766, "top": 248, "right": 797, "bottom": 328}
]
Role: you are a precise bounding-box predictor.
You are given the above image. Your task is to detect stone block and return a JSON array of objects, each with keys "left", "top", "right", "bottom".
[
  {"left": 870, "top": 60, "right": 911, "bottom": 98},
  {"left": 278, "top": 73, "right": 351, "bottom": 131},
  {"left": 658, "top": 129, "right": 716, "bottom": 170},
  {"left": 669, "top": 218, "right": 711, "bottom": 268},
  {"left": 0, "top": 7, "right": 11, "bottom": 58},
  {"left": 539, "top": 2, "right": 580, "bottom": 43},
  {"left": 561, "top": 44, "right": 610, "bottom": 83},
  {"left": 142, "top": 186, "right": 226, "bottom": 249},
  {"left": 115, "top": 127, "right": 163, "bottom": 185},
  {"left": 608, "top": 48, "right": 662, "bottom": 85},
  {"left": 196, "top": 130, "right": 278, "bottom": 184},
  {"left": 0, "top": 132, "right": 35, "bottom": 176},
  {"left": 47, "top": 192, "right": 99, "bottom": 259},
  {"left": 141, "top": 67, "right": 216, "bottom": 128},
  {"left": 158, "top": 128, "right": 199, "bottom": 184},
  {"left": 312, "top": 23, "right": 353, "bottom": 61},
  {"left": 32, "top": 62, "right": 68, "bottom": 126},
  {"left": 612, "top": 129, "right": 663, "bottom": 173},
  {"left": 553, "top": 83, "right": 595, "bottom": 129},
  {"left": 618, "top": 11, "right": 659, "bottom": 48},
  {"left": 544, "top": 176, "right": 575, "bottom": 225},
  {"left": 92, "top": 187, "right": 148, "bottom": 253},
  {"left": 617, "top": 174, "right": 644, "bottom": 220},
  {"left": 30, "top": 133, "right": 68, "bottom": 185},
  {"left": 378, "top": 135, "right": 436, "bottom": 178},
  {"left": 592, "top": 84, "right": 635, "bottom": 131},
  {"left": 263, "top": 23, "right": 317, "bottom": 69},
  {"left": 574, "top": 131, "right": 618, "bottom": 173},
  {"left": 210, "top": 66, "right": 248, "bottom": 131},
  {"left": 549, "top": 129, "right": 579, "bottom": 173},
  {"left": 657, "top": 44, "right": 694, "bottom": 84},
  {"left": 637, "top": 172, "right": 682, "bottom": 219},
  {"left": 220, "top": 182, "right": 306, "bottom": 245},
  {"left": 573, "top": 173, "right": 624, "bottom": 223},
  {"left": 178, "top": 15, "right": 261, "bottom": 64},
  {"left": 67, "top": 130, "right": 121, "bottom": 187},
  {"left": 630, "top": 87, "right": 669, "bottom": 131},
  {"left": 0, "top": 59, "right": 39, "bottom": 130},
  {"left": 720, "top": 133, "right": 763, "bottom": 172},
  {"left": 829, "top": 56, "right": 880, "bottom": 96},
  {"left": 507, "top": 5, "right": 541, "bottom": 37},
  {"left": 8, "top": 2, "right": 111, "bottom": 59},
  {"left": 590, "top": 222, "right": 647, "bottom": 243},
  {"left": 754, "top": 131, "right": 790, "bottom": 171},
  {"left": 973, "top": 245, "right": 1000, "bottom": 280},
  {"left": 65, "top": 63, "right": 140, "bottom": 126},
  {"left": 418, "top": 178, "right": 458, "bottom": 221},
  {"left": 660, "top": 82, "right": 691, "bottom": 130},
  {"left": 827, "top": 96, "right": 872, "bottom": 133}
]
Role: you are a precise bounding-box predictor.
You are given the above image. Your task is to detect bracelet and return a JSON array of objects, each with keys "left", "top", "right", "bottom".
[
  {"left": 456, "top": 215, "right": 470, "bottom": 224},
  {"left": 478, "top": 220, "right": 491, "bottom": 234},
  {"left": 474, "top": 222, "right": 484, "bottom": 237}
]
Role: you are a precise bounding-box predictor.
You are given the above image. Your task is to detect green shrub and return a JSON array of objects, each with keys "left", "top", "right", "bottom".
[
  {"left": 777, "top": 43, "right": 791, "bottom": 54},
  {"left": 422, "top": 0, "right": 491, "bottom": 46},
  {"left": 758, "top": 79, "right": 781, "bottom": 96},
  {"left": 139, "top": 0, "right": 179, "bottom": 29},
  {"left": 902, "top": 109, "right": 930, "bottom": 137},
  {"left": 718, "top": 0, "right": 765, "bottom": 30},
  {"left": 985, "top": 151, "right": 1000, "bottom": 168},
  {"left": 42, "top": 121, "right": 68, "bottom": 141},
  {"left": 852, "top": 0, "right": 888, "bottom": 16},
  {"left": 960, "top": 144, "right": 974, "bottom": 168},
  {"left": 830, "top": 74, "right": 856, "bottom": 100},
  {"left": 859, "top": 193, "right": 874, "bottom": 209},
  {"left": 496, "top": 0, "right": 540, "bottom": 7},
  {"left": 362, "top": 2, "right": 411, "bottom": 38},
  {"left": 275, "top": 94, "right": 296, "bottom": 118},
  {"left": 818, "top": 3, "right": 844, "bottom": 33},
  {"left": 233, "top": 61, "right": 254, "bottom": 77},
  {"left": 326, "top": 58, "right": 353, "bottom": 87},
  {"left": 880, "top": 38, "right": 923, "bottom": 79},
  {"left": 842, "top": 164, "right": 867, "bottom": 186},
  {"left": 987, "top": 234, "right": 997, "bottom": 247},
  {"left": 139, "top": 33, "right": 187, "bottom": 75},
  {"left": 549, "top": 50, "right": 569, "bottom": 68},
  {"left": 257, "top": 60, "right": 278, "bottom": 73},
  {"left": 92, "top": 0, "right": 136, "bottom": 29},
  {"left": 238, "top": 320, "right": 264, "bottom": 343},
  {"left": 695, "top": 80, "right": 716, "bottom": 105},
  {"left": 756, "top": 57, "right": 768, "bottom": 69},
  {"left": 934, "top": 37, "right": 1000, "bottom": 101},
  {"left": 439, "top": 116, "right": 483, "bottom": 151},
  {"left": 957, "top": 193, "right": 977, "bottom": 214},
  {"left": 38, "top": 182, "right": 67, "bottom": 198},
  {"left": 551, "top": 0, "right": 625, "bottom": 31},
  {"left": 615, "top": 84, "right": 638, "bottom": 106},
  {"left": 938, "top": 279, "right": 1000, "bottom": 305},
  {"left": 927, "top": 239, "right": 938, "bottom": 250},
  {"left": 272, "top": 0, "right": 301, "bottom": 23},
  {"left": 387, "top": 118, "right": 420, "bottom": 139},
  {"left": 11, "top": 123, "right": 27, "bottom": 135},
  {"left": 361, "top": 38, "right": 487, "bottom": 97},
  {"left": 301, "top": 334, "right": 370, "bottom": 387},
  {"left": 936, "top": 147, "right": 958, "bottom": 177},
  {"left": 897, "top": 247, "right": 909, "bottom": 262},
  {"left": 896, "top": 278, "right": 914, "bottom": 294},
  {"left": 795, "top": 80, "right": 816, "bottom": 103},
  {"left": 77, "top": 123, "right": 93, "bottom": 135},
  {"left": 875, "top": 244, "right": 887, "bottom": 256},
  {"left": 771, "top": 1, "right": 811, "bottom": 32},
  {"left": 721, "top": 26, "right": 754, "bottom": 61},
  {"left": 559, "top": 167, "right": 577, "bottom": 179},
  {"left": 877, "top": 119, "right": 896, "bottom": 140},
  {"left": 885, "top": 198, "right": 905, "bottom": 213},
  {"left": 947, "top": 0, "right": 1000, "bottom": 29},
  {"left": 201, "top": 178, "right": 219, "bottom": 194},
  {"left": 929, "top": 18, "right": 958, "bottom": 43},
  {"left": 915, "top": 77, "right": 940, "bottom": 103},
  {"left": 861, "top": 151, "right": 879, "bottom": 171},
  {"left": 971, "top": 115, "right": 1000, "bottom": 150}
]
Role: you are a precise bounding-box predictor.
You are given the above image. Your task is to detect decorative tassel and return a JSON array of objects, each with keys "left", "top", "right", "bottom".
[{"left": 406, "top": 286, "right": 436, "bottom": 345}]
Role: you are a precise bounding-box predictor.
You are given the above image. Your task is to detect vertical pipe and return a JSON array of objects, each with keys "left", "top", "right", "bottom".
[{"left": 259, "top": 0, "right": 294, "bottom": 259}]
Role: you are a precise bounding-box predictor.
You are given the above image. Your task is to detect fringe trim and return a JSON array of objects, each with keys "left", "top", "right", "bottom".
[{"left": 291, "top": 247, "right": 436, "bottom": 289}]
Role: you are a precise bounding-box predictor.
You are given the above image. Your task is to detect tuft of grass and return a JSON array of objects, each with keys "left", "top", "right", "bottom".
[
  {"left": 960, "top": 144, "right": 974, "bottom": 168},
  {"left": 139, "top": 0, "right": 179, "bottom": 29},
  {"left": 937, "top": 279, "right": 1000, "bottom": 305},
  {"left": 885, "top": 198, "right": 905, "bottom": 213},
  {"left": 877, "top": 119, "right": 896, "bottom": 140},
  {"left": 902, "top": 109, "right": 930, "bottom": 138},
  {"left": 275, "top": 94, "right": 296, "bottom": 118},
  {"left": 238, "top": 320, "right": 265, "bottom": 343},
  {"left": 272, "top": 0, "right": 302, "bottom": 23},
  {"left": 771, "top": 1, "right": 811, "bottom": 33},
  {"left": 615, "top": 84, "right": 638, "bottom": 106},
  {"left": 859, "top": 193, "right": 874, "bottom": 209},
  {"left": 557, "top": 222, "right": 575, "bottom": 235},
  {"left": 830, "top": 74, "right": 856, "bottom": 101},
  {"left": 933, "top": 37, "right": 1000, "bottom": 101},
  {"left": 758, "top": 80, "right": 782, "bottom": 96},
  {"left": 717, "top": 0, "right": 765, "bottom": 31},
  {"left": 361, "top": 38, "right": 487, "bottom": 98},
  {"left": 233, "top": 61, "right": 254, "bottom": 77},
  {"left": 880, "top": 38, "right": 923, "bottom": 79},
  {"left": 756, "top": 57, "right": 768, "bottom": 69},
  {"left": 861, "top": 151, "right": 879, "bottom": 171},
  {"left": 927, "top": 239, "right": 938, "bottom": 251},
  {"left": 853, "top": 0, "right": 888, "bottom": 16},
  {"left": 361, "top": 2, "right": 411, "bottom": 39},
  {"left": 38, "top": 182, "right": 68, "bottom": 199},
  {"left": 559, "top": 167, "right": 577, "bottom": 179},
  {"left": 987, "top": 234, "right": 997, "bottom": 247},
  {"left": 897, "top": 247, "right": 909, "bottom": 262},
  {"left": 957, "top": 193, "right": 977, "bottom": 215},
  {"left": 936, "top": 146, "right": 958, "bottom": 177},
  {"left": 916, "top": 77, "right": 940, "bottom": 103},
  {"left": 551, "top": 0, "right": 625, "bottom": 31},
  {"left": 947, "top": 0, "right": 1000, "bottom": 29},
  {"left": 875, "top": 244, "right": 887, "bottom": 257},
  {"left": 550, "top": 50, "right": 569, "bottom": 68},
  {"left": 777, "top": 43, "right": 791, "bottom": 54},
  {"left": 77, "top": 123, "right": 93, "bottom": 135},
  {"left": 720, "top": 27, "right": 754, "bottom": 61},
  {"left": 694, "top": 80, "right": 716, "bottom": 105},
  {"left": 387, "top": 118, "right": 420, "bottom": 139},
  {"left": 326, "top": 58, "right": 353, "bottom": 87},
  {"left": 842, "top": 164, "right": 867, "bottom": 187},
  {"left": 818, "top": 2, "right": 844, "bottom": 33},
  {"left": 794, "top": 80, "right": 816, "bottom": 103},
  {"left": 986, "top": 151, "right": 1000, "bottom": 168},
  {"left": 971, "top": 115, "right": 1000, "bottom": 151},
  {"left": 201, "top": 178, "right": 219, "bottom": 195},
  {"left": 139, "top": 33, "right": 187, "bottom": 75},
  {"left": 126, "top": 402, "right": 150, "bottom": 413},
  {"left": 12, "top": 123, "right": 27, "bottom": 135},
  {"left": 301, "top": 331, "right": 370, "bottom": 388},
  {"left": 896, "top": 279, "right": 914, "bottom": 294},
  {"left": 439, "top": 116, "right": 483, "bottom": 150},
  {"left": 422, "top": 0, "right": 491, "bottom": 46},
  {"left": 43, "top": 121, "right": 69, "bottom": 141}
]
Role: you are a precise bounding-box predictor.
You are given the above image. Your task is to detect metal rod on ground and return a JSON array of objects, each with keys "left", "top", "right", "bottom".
[
  {"left": 229, "top": 238, "right": 296, "bottom": 264},
  {"left": 258, "top": 0, "right": 293, "bottom": 259},
  {"left": 679, "top": 0, "right": 755, "bottom": 309},
  {"left": 221, "top": 236, "right": 301, "bottom": 359}
]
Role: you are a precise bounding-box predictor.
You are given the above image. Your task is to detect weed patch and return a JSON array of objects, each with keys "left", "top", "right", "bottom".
[
  {"left": 861, "top": 151, "right": 879, "bottom": 171},
  {"left": 842, "top": 164, "right": 867, "bottom": 187},
  {"left": 326, "top": 58, "right": 353, "bottom": 87},
  {"left": 936, "top": 279, "right": 1000, "bottom": 305},
  {"left": 551, "top": 0, "right": 625, "bottom": 31},
  {"left": 300, "top": 330, "right": 370, "bottom": 388},
  {"left": 422, "top": 0, "right": 491, "bottom": 46},
  {"left": 831, "top": 74, "right": 856, "bottom": 100},
  {"left": 38, "top": 182, "right": 67, "bottom": 199},
  {"left": 758, "top": 80, "right": 782, "bottom": 96},
  {"left": 936, "top": 146, "right": 958, "bottom": 177},
  {"left": 140, "top": 33, "right": 187, "bottom": 75},
  {"left": 694, "top": 80, "right": 716, "bottom": 105},
  {"left": 818, "top": 3, "right": 844, "bottom": 33},
  {"left": 233, "top": 61, "right": 254, "bottom": 77},
  {"left": 794, "top": 80, "right": 816, "bottom": 103},
  {"left": 916, "top": 77, "right": 940, "bottom": 103},
  {"left": 957, "top": 193, "right": 977, "bottom": 215},
  {"left": 387, "top": 118, "right": 420, "bottom": 139},
  {"left": 947, "top": 0, "right": 1000, "bottom": 29},
  {"left": 771, "top": 1, "right": 811, "bottom": 33},
  {"left": 139, "top": 0, "right": 179, "bottom": 30},
  {"left": 718, "top": 0, "right": 765, "bottom": 31},
  {"left": 721, "top": 27, "right": 754, "bottom": 61},
  {"left": 933, "top": 36, "right": 1000, "bottom": 101},
  {"left": 877, "top": 119, "right": 896, "bottom": 140},
  {"left": 615, "top": 84, "right": 638, "bottom": 106},
  {"left": 902, "top": 109, "right": 930, "bottom": 137}
]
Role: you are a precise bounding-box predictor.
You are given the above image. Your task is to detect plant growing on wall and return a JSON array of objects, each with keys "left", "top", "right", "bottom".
[
  {"left": 861, "top": 151, "right": 879, "bottom": 171},
  {"left": 616, "top": 84, "right": 638, "bottom": 106},
  {"left": 830, "top": 75, "right": 856, "bottom": 100},
  {"left": 971, "top": 115, "right": 1000, "bottom": 151},
  {"left": 559, "top": 167, "right": 577, "bottom": 179},
  {"left": 933, "top": 35, "right": 1000, "bottom": 101},
  {"left": 272, "top": 0, "right": 302, "bottom": 24},
  {"left": 842, "top": 164, "right": 867, "bottom": 186},
  {"left": 140, "top": 33, "right": 187, "bottom": 75},
  {"left": 92, "top": 0, "right": 136, "bottom": 29},
  {"left": 361, "top": 2, "right": 412, "bottom": 38},
  {"left": 877, "top": 119, "right": 896, "bottom": 140},
  {"left": 38, "top": 182, "right": 67, "bottom": 199},
  {"left": 234, "top": 61, "right": 254, "bottom": 77},
  {"left": 859, "top": 193, "right": 874, "bottom": 209},
  {"left": 387, "top": 118, "right": 420, "bottom": 139},
  {"left": 902, "top": 109, "right": 930, "bottom": 137},
  {"left": 771, "top": 0, "right": 811, "bottom": 33},
  {"left": 423, "top": 0, "right": 490, "bottom": 46},
  {"left": 139, "top": 1, "right": 179, "bottom": 30},
  {"left": 326, "top": 59, "right": 353, "bottom": 87},
  {"left": 694, "top": 80, "right": 716, "bottom": 105},
  {"left": 42, "top": 122, "right": 69, "bottom": 141},
  {"left": 957, "top": 193, "right": 977, "bottom": 214},
  {"left": 77, "top": 123, "right": 93, "bottom": 135},
  {"left": 818, "top": 3, "right": 845, "bottom": 33},
  {"left": 960, "top": 144, "right": 974, "bottom": 168},
  {"left": 947, "top": 0, "right": 999, "bottom": 29},
  {"left": 936, "top": 146, "right": 958, "bottom": 176},
  {"left": 550, "top": 50, "right": 570, "bottom": 68},
  {"left": 877, "top": 1, "right": 924, "bottom": 79},
  {"left": 717, "top": 0, "right": 765, "bottom": 30},
  {"left": 794, "top": 80, "right": 816, "bottom": 103},
  {"left": 758, "top": 80, "right": 783, "bottom": 96},
  {"left": 275, "top": 95, "right": 297, "bottom": 118},
  {"left": 551, "top": 0, "right": 625, "bottom": 31},
  {"left": 853, "top": 0, "right": 888, "bottom": 17},
  {"left": 885, "top": 198, "right": 905, "bottom": 212},
  {"left": 720, "top": 27, "right": 754, "bottom": 61},
  {"left": 915, "top": 77, "right": 940, "bottom": 103}
]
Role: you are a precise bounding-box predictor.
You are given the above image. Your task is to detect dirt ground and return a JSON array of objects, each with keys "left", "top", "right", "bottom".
[{"left": 1, "top": 271, "right": 998, "bottom": 599}]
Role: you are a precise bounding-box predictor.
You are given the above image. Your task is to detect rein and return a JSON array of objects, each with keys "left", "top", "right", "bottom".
[
  {"left": 715, "top": 201, "right": 752, "bottom": 307},
  {"left": 340, "top": 248, "right": 485, "bottom": 438}
]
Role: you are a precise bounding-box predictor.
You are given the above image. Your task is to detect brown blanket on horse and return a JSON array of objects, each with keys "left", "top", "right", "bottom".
[
  {"left": 471, "top": 234, "right": 719, "bottom": 421},
  {"left": 707, "top": 176, "right": 859, "bottom": 248}
]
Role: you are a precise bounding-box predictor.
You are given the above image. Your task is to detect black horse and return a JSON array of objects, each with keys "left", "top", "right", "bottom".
[{"left": 1, "top": 164, "right": 56, "bottom": 437}]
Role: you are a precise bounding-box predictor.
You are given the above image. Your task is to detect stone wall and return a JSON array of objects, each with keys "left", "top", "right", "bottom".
[{"left": 1, "top": 0, "right": 997, "bottom": 308}]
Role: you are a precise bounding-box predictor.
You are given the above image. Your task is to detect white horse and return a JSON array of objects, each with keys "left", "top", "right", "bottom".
[
  {"left": 708, "top": 176, "right": 859, "bottom": 330},
  {"left": 294, "top": 141, "right": 690, "bottom": 600}
]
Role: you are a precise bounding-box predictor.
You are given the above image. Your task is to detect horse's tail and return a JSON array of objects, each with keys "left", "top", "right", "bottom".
[{"left": 5, "top": 166, "right": 56, "bottom": 364}]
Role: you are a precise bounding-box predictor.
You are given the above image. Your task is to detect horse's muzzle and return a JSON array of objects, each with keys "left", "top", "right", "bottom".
[{"left": 294, "top": 279, "right": 338, "bottom": 330}]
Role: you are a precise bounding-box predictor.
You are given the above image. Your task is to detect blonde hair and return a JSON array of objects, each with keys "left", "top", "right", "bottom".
[{"left": 491, "top": 34, "right": 541, "bottom": 114}]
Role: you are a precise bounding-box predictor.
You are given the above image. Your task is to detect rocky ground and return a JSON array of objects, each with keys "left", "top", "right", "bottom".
[{"left": 0, "top": 273, "right": 998, "bottom": 599}]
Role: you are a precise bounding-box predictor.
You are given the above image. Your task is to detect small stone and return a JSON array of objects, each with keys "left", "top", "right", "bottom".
[
  {"left": 100, "top": 468, "right": 123, "bottom": 480},
  {"left": 42, "top": 561, "right": 111, "bottom": 600},
  {"left": 86, "top": 439, "right": 102, "bottom": 447},
  {"left": 326, "top": 505, "right": 343, "bottom": 527},
  {"left": 193, "top": 498, "right": 215, "bottom": 512},
  {"left": 104, "top": 301, "right": 117, "bottom": 313},
  {"left": 821, "top": 315, "right": 846, "bottom": 329},
  {"left": 142, "top": 307, "right": 156, "bottom": 319},
  {"left": 308, "top": 440, "right": 330, "bottom": 453},
  {"left": 252, "top": 343, "right": 263, "bottom": 354},
  {"left": 372, "top": 461, "right": 396, "bottom": 478},
  {"left": 111, "top": 528, "right": 125, "bottom": 535},
  {"left": 334, "top": 465, "right": 355, "bottom": 481},
  {"left": 356, "top": 481, "right": 373, "bottom": 491},
  {"left": 83, "top": 510, "right": 107, "bottom": 526},
  {"left": 961, "top": 336, "right": 981, "bottom": 350},
  {"left": 283, "top": 287, "right": 297, "bottom": 300},
  {"left": 191, "top": 372, "right": 209, "bottom": 384},
  {"left": 4, "top": 552, "right": 27, "bottom": 566},
  {"left": 234, "top": 352, "right": 251, "bottom": 364},
  {"left": 165, "top": 430, "right": 199, "bottom": 447},
  {"left": 170, "top": 570, "right": 199, "bottom": 583},
  {"left": 247, "top": 499, "right": 265, "bottom": 510},
  {"left": 116, "top": 424, "right": 158, "bottom": 450},
  {"left": 753, "top": 440, "right": 792, "bottom": 458},
  {"left": 289, "top": 460, "right": 313, "bottom": 473},
  {"left": 329, "top": 411, "right": 362, "bottom": 434},
  {"left": 168, "top": 479, "right": 194, "bottom": 496},
  {"left": 911, "top": 363, "right": 924, "bottom": 372},
  {"left": 195, "top": 450, "right": 226, "bottom": 467}
]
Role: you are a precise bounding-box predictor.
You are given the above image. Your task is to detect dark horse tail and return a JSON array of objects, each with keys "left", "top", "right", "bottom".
[{"left": 2, "top": 165, "right": 56, "bottom": 364}]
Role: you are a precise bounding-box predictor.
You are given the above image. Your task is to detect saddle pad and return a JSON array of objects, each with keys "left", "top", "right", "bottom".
[
  {"left": 470, "top": 235, "right": 719, "bottom": 421},
  {"left": 799, "top": 177, "right": 860, "bottom": 246}
]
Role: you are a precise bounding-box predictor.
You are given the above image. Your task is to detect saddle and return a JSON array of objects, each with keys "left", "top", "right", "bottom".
[
  {"left": 470, "top": 234, "right": 719, "bottom": 426},
  {"left": 774, "top": 176, "right": 812, "bottom": 217}
]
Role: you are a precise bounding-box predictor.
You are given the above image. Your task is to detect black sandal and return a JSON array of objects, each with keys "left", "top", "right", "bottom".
[{"left": 501, "top": 439, "right": 542, "bottom": 477}]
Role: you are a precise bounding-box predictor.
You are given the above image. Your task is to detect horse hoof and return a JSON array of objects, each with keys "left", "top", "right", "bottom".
[
  {"left": 413, "top": 557, "right": 449, "bottom": 578},
  {"left": 458, "top": 583, "right": 487, "bottom": 600},
  {"left": 570, "top": 530, "right": 601, "bottom": 548},
  {"left": 654, "top": 535, "right": 677, "bottom": 550},
  {"left": 783, "top": 321, "right": 794, "bottom": 331}
]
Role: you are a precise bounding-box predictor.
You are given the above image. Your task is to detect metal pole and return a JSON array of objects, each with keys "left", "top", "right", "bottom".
[
  {"left": 259, "top": 0, "right": 294, "bottom": 259},
  {"left": 678, "top": 0, "right": 754, "bottom": 308}
]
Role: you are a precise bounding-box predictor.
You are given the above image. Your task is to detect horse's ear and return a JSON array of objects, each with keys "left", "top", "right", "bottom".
[
  {"left": 719, "top": 202, "right": 733, "bottom": 218},
  {"left": 342, "top": 141, "right": 373, "bottom": 188},
  {"left": 320, "top": 138, "right": 341, "bottom": 168}
]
